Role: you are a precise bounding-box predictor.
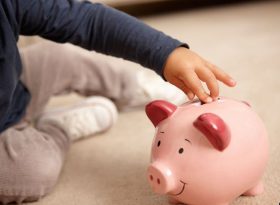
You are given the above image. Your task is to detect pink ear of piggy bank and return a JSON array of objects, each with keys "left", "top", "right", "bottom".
[{"left": 145, "top": 97, "right": 269, "bottom": 205}]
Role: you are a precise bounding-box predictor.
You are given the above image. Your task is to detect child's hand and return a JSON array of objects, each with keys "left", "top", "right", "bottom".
[{"left": 163, "top": 47, "right": 236, "bottom": 103}]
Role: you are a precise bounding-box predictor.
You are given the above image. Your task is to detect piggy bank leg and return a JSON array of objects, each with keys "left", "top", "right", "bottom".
[{"left": 242, "top": 181, "right": 264, "bottom": 196}]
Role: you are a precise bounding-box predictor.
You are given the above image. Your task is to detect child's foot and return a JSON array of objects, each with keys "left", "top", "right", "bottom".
[
  {"left": 119, "top": 69, "right": 186, "bottom": 111},
  {"left": 37, "top": 96, "right": 118, "bottom": 141}
]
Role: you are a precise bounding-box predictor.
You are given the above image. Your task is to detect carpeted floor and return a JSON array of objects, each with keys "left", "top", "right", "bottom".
[{"left": 26, "top": 1, "right": 280, "bottom": 205}]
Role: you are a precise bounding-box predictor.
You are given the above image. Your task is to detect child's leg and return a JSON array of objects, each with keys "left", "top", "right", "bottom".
[
  {"left": 0, "top": 42, "right": 119, "bottom": 204},
  {"left": 20, "top": 41, "right": 138, "bottom": 119},
  {"left": 0, "top": 121, "right": 70, "bottom": 204},
  {"left": 20, "top": 41, "right": 184, "bottom": 118},
  {"left": 20, "top": 41, "right": 118, "bottom": 139}
]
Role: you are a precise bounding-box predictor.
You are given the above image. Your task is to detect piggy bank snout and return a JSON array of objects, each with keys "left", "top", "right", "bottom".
[{"left": 147, "top": 163, "right": 176, "bottom": 195}]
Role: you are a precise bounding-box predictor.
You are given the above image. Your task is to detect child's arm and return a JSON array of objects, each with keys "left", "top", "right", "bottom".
[
  {"left": 17, "top": 0, "right": 183, "bottom": 75},
  {"left": 16, "top": 0, "right": 235, "bottom": 102}
]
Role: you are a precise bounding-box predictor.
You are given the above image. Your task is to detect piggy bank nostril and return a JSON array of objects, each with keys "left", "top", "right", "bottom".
[
  {"left": 150, "top": 175, "right": 153, "bottom": 181},
  {"left": 157, "top": 178, "right": 161, "bottom": 184}
]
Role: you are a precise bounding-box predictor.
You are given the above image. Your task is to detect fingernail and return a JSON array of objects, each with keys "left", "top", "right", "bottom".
[
  {"left": 189, "top": 94, "right": 194, "bottom": 100},
  {"left": 206, "top": 97, "right": 212, "bottom": 103},
  {"left": 230, "top": 79, "right": 236, "bottom": 86}
]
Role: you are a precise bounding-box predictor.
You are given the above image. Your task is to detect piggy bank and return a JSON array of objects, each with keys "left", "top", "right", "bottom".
[{"left": 145, "top": 97, "right": 269, "bottom": 205}]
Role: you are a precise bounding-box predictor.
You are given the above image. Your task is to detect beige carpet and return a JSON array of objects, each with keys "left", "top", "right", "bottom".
[{"left": 26, "top": 1, "right": 280, "bottom": 205}]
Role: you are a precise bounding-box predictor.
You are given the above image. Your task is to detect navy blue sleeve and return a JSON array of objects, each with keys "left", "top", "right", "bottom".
[{"left": 15, "top": 0, "right": 188, "bottom": 75}]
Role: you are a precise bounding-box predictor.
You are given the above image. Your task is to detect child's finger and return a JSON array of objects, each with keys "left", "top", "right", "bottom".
[
  {"left": 207, "top": 63, "right": 236, "bottom": 87},
  {"left": 183, "top": 87, "right": 195, "bottom": 101},
  {"left": 197, "top": 67, "right": 219, "bottom": 99},
  {"left": 179, "top": 70, "right": 212, "bottom": 103},
  {"left": 174, "top": 79, "right": 195, "bottom": 100},
  {"left": 186, "top": 90, "right": 195, "bottom": 100}
]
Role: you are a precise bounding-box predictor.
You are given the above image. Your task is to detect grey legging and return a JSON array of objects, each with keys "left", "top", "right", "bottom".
[{"left": 0, "top": 41, "right": 142, "bottom": 204}]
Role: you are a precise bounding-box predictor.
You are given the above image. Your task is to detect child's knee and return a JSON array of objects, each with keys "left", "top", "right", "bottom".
[{"left": 0, "top": 128, "right": 64, "bottom": 204}]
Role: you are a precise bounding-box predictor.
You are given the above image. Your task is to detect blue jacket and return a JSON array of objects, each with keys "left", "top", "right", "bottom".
[{"left": 0, "top": 0, "right": 187, "bottom": 132}]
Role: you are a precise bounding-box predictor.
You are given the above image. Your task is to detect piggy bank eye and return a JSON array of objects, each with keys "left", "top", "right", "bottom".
[
  {"left": 157, "top": 140, "right": 161, "bottom": 147},
  {"left": 178, "top": 148, "right": 184, "bottom": 154}
]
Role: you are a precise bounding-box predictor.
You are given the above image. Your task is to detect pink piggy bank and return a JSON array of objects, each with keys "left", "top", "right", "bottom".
[{"left": 145, "top": 97, "right": 269, "bottom": 205}]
